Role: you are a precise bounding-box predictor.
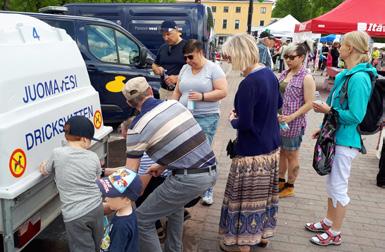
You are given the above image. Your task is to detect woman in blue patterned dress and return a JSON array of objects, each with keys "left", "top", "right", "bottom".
[{"left": 218, "top": 33, "right": 282, "bottom": 252}]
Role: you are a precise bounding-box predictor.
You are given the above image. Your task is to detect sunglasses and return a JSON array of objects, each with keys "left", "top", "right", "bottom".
[
  {"left": 283, "top": 55, "right": 299, "bottom": 60},
  {"left": 184, "top": 54, "right": 194, "bottom": 61},
  {"left": 222, "top": 54, "right": 231, "bottom": 62}
]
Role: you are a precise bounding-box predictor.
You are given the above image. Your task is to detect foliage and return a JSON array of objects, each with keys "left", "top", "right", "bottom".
[
  {"left": 2, "top": 0, "right": 175, "bottom": 12},
  {"left": 272, "top": 0, "right": 344, "bottom": 22}
]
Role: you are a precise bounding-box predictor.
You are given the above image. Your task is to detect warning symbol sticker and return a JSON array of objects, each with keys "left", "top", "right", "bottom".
[
  {"left": 9, "top": 148, "right": 27, "bottom": 178},
  {"left": 94, "top": 110, "right": 103, "bottom": 129}
]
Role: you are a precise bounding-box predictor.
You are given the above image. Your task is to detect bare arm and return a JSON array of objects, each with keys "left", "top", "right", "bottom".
[
  {"left": 126, "top": 158, "right": 140, "bottom": 172},
  {"left": 171, "top": 78, "right": 182, "bottom": 100},
  {"left": 139, "top": 174, "right": 152, "bottom": 195},
  {"left": 279, "top": 74, "right": 316, "bottom": 123}
]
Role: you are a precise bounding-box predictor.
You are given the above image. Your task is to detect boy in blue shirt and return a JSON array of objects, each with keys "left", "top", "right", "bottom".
[{"left": 97, "top": 168, "right": 142, "bottom": 252}]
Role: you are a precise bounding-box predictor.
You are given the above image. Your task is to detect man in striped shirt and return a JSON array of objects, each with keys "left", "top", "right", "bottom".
[{"left": 122, "top": 77, "right": 217, "bottom": 252}]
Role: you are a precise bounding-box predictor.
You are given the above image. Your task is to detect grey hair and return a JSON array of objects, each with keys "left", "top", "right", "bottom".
[{"left": 126, "top": 91, "right": 147, "bottom": 107}]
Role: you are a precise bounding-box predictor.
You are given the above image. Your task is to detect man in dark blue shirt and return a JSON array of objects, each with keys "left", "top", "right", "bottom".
[{"left": 152, "top": 20, "right": 186, "bottom": 100}]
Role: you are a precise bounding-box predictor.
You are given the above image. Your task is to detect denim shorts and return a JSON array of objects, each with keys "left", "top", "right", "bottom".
[{"left": 281, "top": 129, "right": 304, "bottom": 151}]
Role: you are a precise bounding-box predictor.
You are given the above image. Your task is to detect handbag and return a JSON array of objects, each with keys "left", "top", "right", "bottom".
[
  {"left": 312, "top": 109, "right": 338, "bottom": 176},
  {"left": 226, "top": 138, "right": 237, "bottom": 159}
]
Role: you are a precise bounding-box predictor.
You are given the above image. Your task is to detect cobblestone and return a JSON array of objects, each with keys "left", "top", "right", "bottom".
[{"left": 182, "top": 70, "right": 385, "bottom": 252}]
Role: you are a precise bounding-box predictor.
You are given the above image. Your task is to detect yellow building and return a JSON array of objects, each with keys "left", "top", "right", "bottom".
[{"left": 203, "top": 0, "right": 274, "bottom": 45}]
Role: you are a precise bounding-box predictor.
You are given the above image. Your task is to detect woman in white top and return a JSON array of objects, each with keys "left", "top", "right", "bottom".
[{"left": 172, "top": 39, "right": 228, "bottom": 205}]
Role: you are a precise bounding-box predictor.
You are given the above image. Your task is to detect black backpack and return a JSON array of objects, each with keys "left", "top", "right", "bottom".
[{"left": 340, "top": 72, "right": 385, "bottom": 135}]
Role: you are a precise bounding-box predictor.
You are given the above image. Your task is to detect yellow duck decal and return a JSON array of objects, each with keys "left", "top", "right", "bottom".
[{"left": 105, "top": 76, "right": 126, "bottom": 93}]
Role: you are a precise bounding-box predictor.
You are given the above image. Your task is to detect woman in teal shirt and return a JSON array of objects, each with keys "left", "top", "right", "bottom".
[{"left": 307, "top": 31, "right": 377, "bottom": 246}]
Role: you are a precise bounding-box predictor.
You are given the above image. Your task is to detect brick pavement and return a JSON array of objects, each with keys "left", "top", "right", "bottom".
[{"left": 182, "top": 70, "right": 385, "bottom": 252}]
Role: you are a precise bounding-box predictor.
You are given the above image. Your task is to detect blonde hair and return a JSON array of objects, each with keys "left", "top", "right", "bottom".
[
  {"left": 342, "top": 31, "right": 370, "bottom": 63},
  {"left": 221, "top": 33, "right": 259, "bottom": 71}
]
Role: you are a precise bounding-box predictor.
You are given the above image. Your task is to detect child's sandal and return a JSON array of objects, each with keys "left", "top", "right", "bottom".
[
  {"left": 305, "top": 220, "right": 331, "bottom": 233},
  {"left": 310, "top": 230, "right": 342, "bottom": 246}
]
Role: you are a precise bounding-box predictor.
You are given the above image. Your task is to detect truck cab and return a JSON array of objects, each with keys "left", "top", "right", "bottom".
[
  {"left": 63, "top": 3, "right": 216, "bottom": 60},
  {"left": 4, "top": 11, "right": 161, "bottom": 126}
]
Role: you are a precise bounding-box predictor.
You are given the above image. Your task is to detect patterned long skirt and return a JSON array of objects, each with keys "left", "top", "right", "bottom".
[{"left": 219, "top": 149, "right": 280, "bottom": 246}]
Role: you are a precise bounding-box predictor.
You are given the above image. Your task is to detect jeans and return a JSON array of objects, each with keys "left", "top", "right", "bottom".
[
  {"left": 137, "top": 171, "right": 217, "bottom": 252},
  {"left": 194, "top": 113, "right": 219, "bottom": 145},
  {"left": 195, "top": 113, "right": 219, "bottom": 197}
]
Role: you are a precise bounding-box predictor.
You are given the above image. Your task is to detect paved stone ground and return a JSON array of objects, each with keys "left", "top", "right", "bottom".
[
  {"left": 182, "top": 69, "right": 385, "bottom": 252},
  {"left": 24, "top": 68, "right": 385, "bottom": 252}
]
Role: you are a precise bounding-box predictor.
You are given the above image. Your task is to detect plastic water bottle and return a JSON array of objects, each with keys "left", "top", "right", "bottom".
[
  {"left": 314, "top": 91, "right": 323, "bottom": 104},
  {"left": 187, "top": 90, "right": 195, "bottom": 111},
  {"left": 278, "top": 114, "right": 290, "bottom": 131},
  {"left": 163, "top": 69, "right": 168, "bottom": 78},
  {"left": 279, "top": 121, "right": 290, "bottom": 131}
]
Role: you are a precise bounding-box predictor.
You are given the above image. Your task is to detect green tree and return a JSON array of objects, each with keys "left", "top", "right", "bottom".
[
  {"left": 272, "top": 0, "right": 311, "bottom": 22},
  {"left": 272, "top": 0, "right": 344, "bottom": 22},
  {"left": 310, "top": 0, "right": 344, "bottom": 18}
]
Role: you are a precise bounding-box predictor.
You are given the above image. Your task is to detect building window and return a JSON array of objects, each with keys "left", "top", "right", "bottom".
[
  {"left": 222, "top": 19, "right": 227, "bottom": 29},
  {"left": 260, "top": 7, "right": 266, "bottom": 14},
  {"left": 211, "top": 6, "right": 216, "bottom": 13},
  {"left": 235, "top": 20, "right": 240, "bottom": 30},
  {"left": 236, "top": 7, "right": 241, "bottom": 13},
  {"left": 259, "top": 20, "right": 265, "bottom": 26},
  {"left": 224, "top": 6, "right": 229, "bottom": 13}
]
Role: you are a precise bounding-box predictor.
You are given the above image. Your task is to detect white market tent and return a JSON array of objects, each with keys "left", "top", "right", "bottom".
[{"left": 265, "top": 15, "right": 300, "bottom": 38}]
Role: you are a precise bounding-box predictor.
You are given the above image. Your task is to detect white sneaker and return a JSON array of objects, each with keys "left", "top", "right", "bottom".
[{"left": 201, "top": 187, "right": 214, "bottom": 205}]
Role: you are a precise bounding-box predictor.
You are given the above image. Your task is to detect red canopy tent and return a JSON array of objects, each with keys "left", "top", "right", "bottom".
[{"left": 294, "top": 0, "right": 385, "bottom": 38}]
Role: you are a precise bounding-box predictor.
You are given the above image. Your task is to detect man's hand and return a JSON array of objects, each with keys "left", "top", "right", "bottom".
[
  {"left": 164, "top": 75, "right": 178, "bottom": 86},
  {"left": 119, "top": 121, "right": 128, "bottom": 139},
  {"left": 39, "top": 161, "right": 49, "bottom": 176},
  {"left": 154, "top": 66, "right": 165, "bottom": 76},
  {"left": 146, "top": 164, "right": 166, "bottom": 177}
]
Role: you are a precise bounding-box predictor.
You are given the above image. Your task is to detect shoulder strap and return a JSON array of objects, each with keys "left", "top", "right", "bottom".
[
  {"left": 339, "top": 75, "right": 352, "bottom": 106},
  {"left": 339, "top": 71, "right": 376, "bottom": 106}
]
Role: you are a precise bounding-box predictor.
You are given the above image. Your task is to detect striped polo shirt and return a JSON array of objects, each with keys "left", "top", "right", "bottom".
[{"left": 126, "top": 98, "right": 216, "bottom": 170}]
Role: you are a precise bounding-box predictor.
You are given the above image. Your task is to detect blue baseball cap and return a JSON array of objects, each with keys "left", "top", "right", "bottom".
[
  {"left": 64, "top": 116, "right": 100, "bottom": 142},
  {"left": 96, "top": 168, "right": 142, "bottom": 201},
  {"left": 160, "top": 20, "right": 179, "bottom": 32}
]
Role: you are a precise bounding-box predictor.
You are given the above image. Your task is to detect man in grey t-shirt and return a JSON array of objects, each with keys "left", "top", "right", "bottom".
[{"left": 40, "top": 116, "right": 104, "bottom": 252}]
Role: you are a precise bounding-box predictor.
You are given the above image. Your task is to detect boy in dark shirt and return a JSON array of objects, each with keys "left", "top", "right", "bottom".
[{"left": 97, "top": 168, "right": 142, "bottom": 252}]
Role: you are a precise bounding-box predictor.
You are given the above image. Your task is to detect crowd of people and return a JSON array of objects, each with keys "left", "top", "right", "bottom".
[{"left": 38, "top": 18, "right": 379, "bottom": 252}]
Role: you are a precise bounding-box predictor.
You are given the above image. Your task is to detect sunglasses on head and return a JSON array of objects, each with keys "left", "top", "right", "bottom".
[
  {"left": 222, "top": 54, "right": 231, "bottom": 62},
  {"left": 283, "top": 54, "right": 299, "bottom": 60},
  {"left": 184, "top": 54, "right": 194, "bottom": 61}
]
